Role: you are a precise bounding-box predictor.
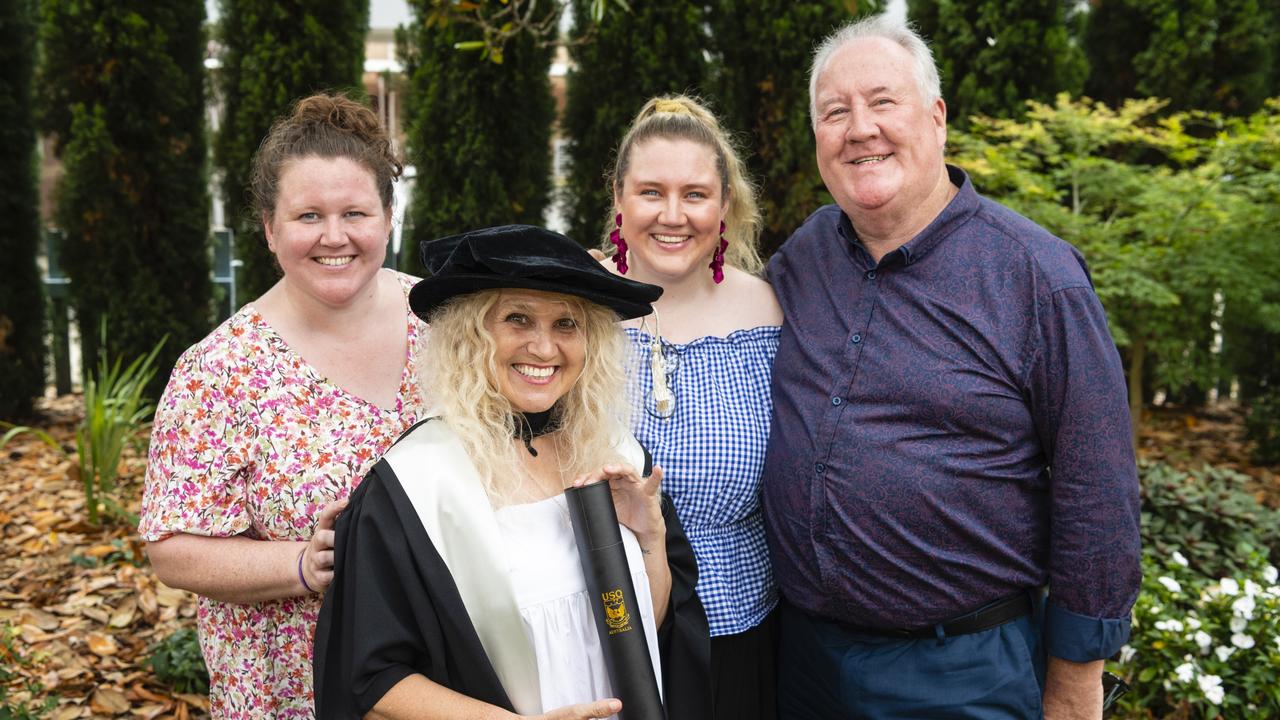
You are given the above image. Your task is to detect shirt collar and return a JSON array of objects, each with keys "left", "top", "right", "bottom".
[{"left": 836, "top": 164, "right": 977, "bottom": 268}]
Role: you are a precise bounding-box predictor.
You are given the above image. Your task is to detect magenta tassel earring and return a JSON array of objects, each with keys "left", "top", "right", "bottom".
[
  {"left": 609, "top": 213, "right": 628, "bottom": 274},
  {"left": 709, "top": 220, "right": 728, "bottom": 284}
]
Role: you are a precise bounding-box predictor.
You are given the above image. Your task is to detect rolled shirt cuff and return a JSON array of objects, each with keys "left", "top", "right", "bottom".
[{"left": 1043, "top": 598, "right": 1131, "bottom": 662}]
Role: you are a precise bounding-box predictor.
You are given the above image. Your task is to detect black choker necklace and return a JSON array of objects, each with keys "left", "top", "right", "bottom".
[{"left": 514, "top": 408, "right": 560, "bottom": 457}]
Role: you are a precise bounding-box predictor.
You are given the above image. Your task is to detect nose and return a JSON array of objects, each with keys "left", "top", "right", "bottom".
[
  {"left": 843, "top": 106, "right": 879, "bottom": 143},
  {"left": 320, "top": 216, "right": 345, "bottom": 246},
  {"left": 659, "top": 195, "right": 684, "bottom": 226},
  {"left": 526, "top": 325, "right": 556, "bottom": 358}
]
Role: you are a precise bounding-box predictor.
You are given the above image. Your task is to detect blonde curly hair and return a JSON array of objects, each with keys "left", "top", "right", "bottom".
[
  {"left": 605, "top": 94, "right": 764, "bottom": 275},
  {"left": 422, "top": 289, "right": 632, "bottom": 502}
]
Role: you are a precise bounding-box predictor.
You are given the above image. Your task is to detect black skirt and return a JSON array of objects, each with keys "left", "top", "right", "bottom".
[{"left": 710, "top": 607, "right": 779, "bottom": 720}]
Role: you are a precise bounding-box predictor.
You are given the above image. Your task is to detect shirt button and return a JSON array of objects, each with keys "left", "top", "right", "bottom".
[
  {"left": 815, "top": 462, "right": 826, "bottom": 473},
  {"left": 866, "top": 270, "right": 877, "bottom": 280},
  {"left": 831, "top": 396, "right": 842, "bottom": 406},
  {"left": 851, "top": 334, "right": 862, "bottom": 344}
]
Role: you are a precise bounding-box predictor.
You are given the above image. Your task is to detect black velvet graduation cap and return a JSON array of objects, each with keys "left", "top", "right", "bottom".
[{"left": 409, "top": 224, "right": 662, "bottom": 321}]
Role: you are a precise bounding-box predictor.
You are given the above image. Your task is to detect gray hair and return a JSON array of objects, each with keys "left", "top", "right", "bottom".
[{"left": 809, "top": 14, "right": 942, "bottom": 124}]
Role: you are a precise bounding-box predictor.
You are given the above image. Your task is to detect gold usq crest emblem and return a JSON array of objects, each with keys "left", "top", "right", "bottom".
[{"left": 602, "top": 588, "right": 632, "bottom": 634}]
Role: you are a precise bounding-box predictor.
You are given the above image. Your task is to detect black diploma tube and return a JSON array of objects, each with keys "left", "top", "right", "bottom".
[{"left": 565, "top": 481, "right": 664, "bottom": 720}]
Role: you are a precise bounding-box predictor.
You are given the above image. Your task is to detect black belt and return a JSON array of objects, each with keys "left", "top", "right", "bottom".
[{"left": 839, "top": 592, "right": 1034, "bottom": 640}]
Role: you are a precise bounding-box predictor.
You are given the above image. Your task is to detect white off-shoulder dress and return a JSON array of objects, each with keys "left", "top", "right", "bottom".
[{"left": 495, "top": 494, "right": 664, "bottom": 717}]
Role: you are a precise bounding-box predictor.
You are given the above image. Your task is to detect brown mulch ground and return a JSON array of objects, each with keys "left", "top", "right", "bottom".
[{"left": 1, "top": 396, "right": 1277, "bottom": 717}]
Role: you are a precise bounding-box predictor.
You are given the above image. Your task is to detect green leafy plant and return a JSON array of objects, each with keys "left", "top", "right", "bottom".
[
  {"left": 0, "top": 624, "right": 57, "bottom": 719},
  {"left": 0, "top": 423, "right": 59, "bottom": 453},
  {"left": 1246, "top": 387, "right": 1280, "bottom": 466},
  {"left": 77, "top": 322, "right": 165, "bottom": 525},
  {"left": 1109, "top": 547, "right": 1280, "bottom": 719},
  {"left": 143, "top": 629, "right": 208, "bottom": 695},
  {"left": 1139, "top": 462, "right": 1280, "bottom": 576}
]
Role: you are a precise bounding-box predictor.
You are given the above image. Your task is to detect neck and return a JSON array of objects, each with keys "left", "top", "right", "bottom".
[
  {"left": 274, "top": 270, "right": 387, "bottom": 336},
  {"left": 628, "top": 262, "right": 720, "bottom": 322},
  {"left": 512, "top": 407, "right": 561, "bottom": 457},
  {"left": 848, "top": 167, "right": 958, "bottom": 263}
]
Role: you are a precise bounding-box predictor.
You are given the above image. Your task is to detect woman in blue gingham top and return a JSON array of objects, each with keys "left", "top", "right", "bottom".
[{"left": 602, "top": 94, "right": 783, "bottom": 720}]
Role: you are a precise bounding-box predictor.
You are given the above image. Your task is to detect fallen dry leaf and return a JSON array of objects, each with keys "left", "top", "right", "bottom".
[
  {"left": 87, "top": 631, "right": 119, "bottom": 656},
  {"left": 90, "top": 686, "right": 131, "bottom": 715}
]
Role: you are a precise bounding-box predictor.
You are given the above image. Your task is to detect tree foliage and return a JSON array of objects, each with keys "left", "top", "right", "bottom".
[
  {"left": 213, "top": 0, "right": 370, "bottom": 302},
  {"left": 910, "top": 0, "right": 1086, "bottom": 128},
  {"left": 561, "top": 0, "right": 709, "bottom": 246},
  {"left": 0, "top": 0, "right": 45, "bottom": 419},
  {"left": 948, "top": 96, "right": 1280, "bottom": 435},
  {"left": 1083, "top": 0, "right": 1274, "bottom": 116},
  {"left": 397, "top": 1, "right": 555, "bottom": 272},
  {"left": 36, "top": 0, "right": 210, "bottom": 393},
  {"left": 709, "top": 0, "right": 877, "bottom": 257}
]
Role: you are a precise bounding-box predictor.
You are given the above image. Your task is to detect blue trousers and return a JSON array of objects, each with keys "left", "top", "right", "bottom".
[{"left": 777, "top": 600, "right": 1045, "bottom": 719}]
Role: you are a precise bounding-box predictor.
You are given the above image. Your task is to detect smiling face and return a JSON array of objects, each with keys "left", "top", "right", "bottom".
[
  {"left": 615, "top": 137, "right": 727, "bottom": 285},
  {"left": 484, "top": 289, "right": 587, "bottom": 414},
  {"left": 264, "top": 155, "right": 391, "bottom": 308},
  {"left": 813, "top": 36, "right": 948, "bottom": 225}
]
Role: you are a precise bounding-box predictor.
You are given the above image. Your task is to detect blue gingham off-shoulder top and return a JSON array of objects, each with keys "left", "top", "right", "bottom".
[{"left": 625, "top": 325, "right": 780, "bottom": 637}]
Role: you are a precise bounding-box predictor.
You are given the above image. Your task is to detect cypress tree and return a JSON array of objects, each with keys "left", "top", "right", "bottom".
[
  {"left": 0, "top": 0, "right": 45, "bottom": 418},
  {"left": 561, "top": 0, "right": 709, "bottom": 245},
  {"left": 910, "top": 0, "right": 1087, "bottom": 128},
  {"left": 37, "top": 0, "right": 210, "bottom": 390},
  {"left": 213, "top": 0, "right": 370, "bottom": 302},
  {"left": 397, "top": 1, "right": 555, "bottom": 273},
  {"left": 710, "top": 0, "right": 879, "bottom": 258},
  {"left": 1084, "top": 0, "right": 1272, "bottom": 115}
]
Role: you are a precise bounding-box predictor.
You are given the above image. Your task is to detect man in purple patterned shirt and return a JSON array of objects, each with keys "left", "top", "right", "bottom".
[{"left": 761, "top": 13, "right": 1141, "bottom": 720}]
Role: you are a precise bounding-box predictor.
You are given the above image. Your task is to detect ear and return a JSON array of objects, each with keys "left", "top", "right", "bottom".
[
  {"left": 262, "top": 211, "right": 277, "bottom": 252},
  {"left": 932, "top": 97, "right": 948, "bottom": 147},
  {"left": 721, "top": 186, "right": 732, "bottom": 218}
]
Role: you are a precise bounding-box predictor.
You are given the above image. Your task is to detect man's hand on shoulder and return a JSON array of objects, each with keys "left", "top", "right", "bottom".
[{"left": 1043, "top": 656, "right": 1103, "bottom": 720}]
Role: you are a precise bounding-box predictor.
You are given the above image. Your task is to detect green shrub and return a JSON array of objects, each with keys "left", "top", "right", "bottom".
[
  {"left": 1140, "top": 462, "right": 1280, "bottom": 576},
  {"left": 77, "top": 322, "right": 164, "bottom": 526},
  {"left": 1109, "top": 548, "right": 1280, "bottom": 718},
  {"left": 0, "top": 624, "right": 56, "bottom": 719},
  {"left": 1246, "top": 387, "right": 1280, "bottom": 466},
  {"left": 144, "top": 628, "right": 208, "bottom": 695}
]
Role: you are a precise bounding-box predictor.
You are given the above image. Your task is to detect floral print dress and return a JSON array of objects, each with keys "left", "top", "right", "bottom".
[{"left": 138, "top": 271, "right": 429, "bottom": 719}]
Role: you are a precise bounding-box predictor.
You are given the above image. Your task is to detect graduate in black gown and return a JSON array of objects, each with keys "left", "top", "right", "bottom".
[{"left": 313, "top": 225, "right": 711, "bottom": 720}]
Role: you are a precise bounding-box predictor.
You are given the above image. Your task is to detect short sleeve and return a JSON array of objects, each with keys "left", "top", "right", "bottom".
[{"left": 138, "top": 344, "right": 253, "bottom": 541}]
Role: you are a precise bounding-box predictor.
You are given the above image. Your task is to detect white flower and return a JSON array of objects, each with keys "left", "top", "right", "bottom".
[
  {"left": 1231, "top": 616, "right": 1248, "bottom": 633},
  {"left": 1118, "top": 645, "right": 1136, "bottom": 663},
  {"left": 1199, "top": 674, "right": 1224, "bottom": 705},
  {"left": 1174, "top": 662, "right": 1196, "bottom": 683},
  {"left": 985, "top": 36, "right": 996, "bottom": 47},
  {"left": 1215, "top": 645, "right": 1235, "bottom": 662},
  {"left": 1186, "top": 616, "right": 1201, "bottom": 630},
  {"left": 1150, "top": 604, "right": 1164, "bottom": 615},
  {"left": 1155, "top": 619, "right": 1184, "bottom": 632},
  {"left": 1220, "top": 578, "right": 1240, "bottom": 596},
  {"left": 1264, "top": 565, "right": 1278, "bottom": 584},
  {"left": 1232, "top": 633, "right": 1255, "bottom": 649},
  {"left": 1245, "top": 579, "right": 1263, "bottom": 597},
  {"left": 1195, "top": 631, "right": 1213, "bottom": 650},
  {"left": 1172, "top": 550, "right": 1189, "bottom": 567},
  {"left": 1158, "top": 576, "right": 1182, "bottom": 594},
  {"left": 1232, "top": 594, "right": 1256, "bottom": 619}
]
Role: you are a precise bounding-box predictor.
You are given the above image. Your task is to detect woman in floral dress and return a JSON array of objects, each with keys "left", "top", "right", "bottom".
[{"left": 138, "top": 94, "right": 428, "bottom": 719}]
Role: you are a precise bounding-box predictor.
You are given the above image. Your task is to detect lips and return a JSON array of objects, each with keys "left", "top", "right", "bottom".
[
  {"left": 651, "top": 234, "right": 690, "bottom": 245},
  {"left": 314, "top": 256, "right": 354, "bottom": 266},
  {"left": 513, "top": 364, "right": 556, "bottom": 381},
  {"left": 850, "top": 153, "right": 892, "bottom": 165}
]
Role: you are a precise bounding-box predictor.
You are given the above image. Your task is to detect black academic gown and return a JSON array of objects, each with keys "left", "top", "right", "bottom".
[{"left": 313, "top": 425, "right": 711, "bottom": 719}]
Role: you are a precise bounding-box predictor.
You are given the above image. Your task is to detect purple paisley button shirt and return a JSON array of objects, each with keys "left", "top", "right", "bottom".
[{"left": 762, "top": 166, "right": 1140, "bottom": 661}]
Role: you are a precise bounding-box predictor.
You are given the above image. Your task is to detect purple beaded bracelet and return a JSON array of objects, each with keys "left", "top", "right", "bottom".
[{"left": 297, "top": 548, "right": 316, "bottom": 593}]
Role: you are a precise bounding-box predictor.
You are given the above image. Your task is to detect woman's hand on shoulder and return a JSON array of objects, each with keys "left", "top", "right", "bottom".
[
  {"left": 299, "top": 497, "right": 348, "bottom": 594},
  {"left": 527, "top": 698, "right": 622, "bottom": 719},
  {"left": 570, "top": 464, "right": 665, "bottom": 544}
]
